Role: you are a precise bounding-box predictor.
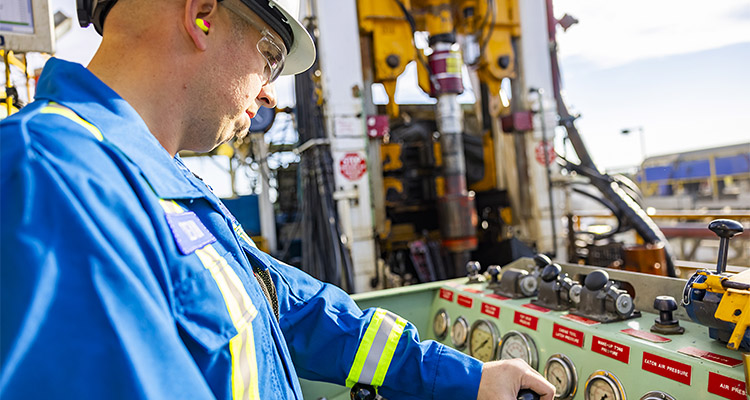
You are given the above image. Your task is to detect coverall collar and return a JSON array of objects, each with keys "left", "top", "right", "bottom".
[{"left": 34, "top": 58, "right": 202, "bottom": 199}]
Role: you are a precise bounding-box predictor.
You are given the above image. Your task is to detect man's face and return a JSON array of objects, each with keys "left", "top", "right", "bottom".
[{"left": 187, "top": 8, "right": 278, "bottom": 152}]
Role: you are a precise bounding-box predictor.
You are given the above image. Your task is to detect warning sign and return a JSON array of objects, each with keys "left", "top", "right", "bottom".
[
  {"left": 339, "top": 152, "right": 367, "bottom": 181},
  {"left": 535, "top": 140, "right": 556, "bottom": 166}
]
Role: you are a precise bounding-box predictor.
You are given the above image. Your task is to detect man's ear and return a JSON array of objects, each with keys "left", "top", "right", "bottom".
[{"left": 184, "top": 0, "right": 217, "bottom": 51}]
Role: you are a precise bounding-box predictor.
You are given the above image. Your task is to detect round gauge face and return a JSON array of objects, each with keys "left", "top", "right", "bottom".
[
  {"left": 639, "top": 391, "right": 675, "bottom": 400},
  {"left": 451, "top": 317, "right": 469, "bottom": 349},
  {"left": 585, "top": 371, "right": 625, "bottom": 400},
  {"left": 433, "top": 309, "right": 450, "bottom": 340},
  {"left": 498, "top": 330, "right": 538, "bottom": 369},
  {"left": 543, "top": 354, "right": 577, "bottom": 399},
  {"left": 469, "top": 320, "right": 500, "bottom": 362}
]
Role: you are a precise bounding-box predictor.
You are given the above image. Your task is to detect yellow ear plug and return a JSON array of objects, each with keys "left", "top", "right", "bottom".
[{"left": 196, "top": 18, "right": 210, "bottom": 34}]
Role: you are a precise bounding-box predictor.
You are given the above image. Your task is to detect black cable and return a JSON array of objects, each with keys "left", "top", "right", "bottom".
[
  {"left": 292, "top": 15, "right": 355, "bottom": 292},
  {"left": 392, "top": 0, "right": 436, "bottom": 89},
  {"left": 471, "top": 0, "right": 496, "bottom": 68}
]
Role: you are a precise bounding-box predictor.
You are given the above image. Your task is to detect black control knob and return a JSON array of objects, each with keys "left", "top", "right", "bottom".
[
  {"left": 533, "top": 253, "right": 552, "bottom": 268},
  {"left": 654, "top": 295, "right": 677, "bottom": 321},
  {"left": 517, "top": 389, "right": 540, "bottom": 400},
  {"left": 709, "top": 219, "right": 744, "bottom": 274},
  {"left": 350, "top": 383, "right": 377, "bottom": 400},
  {"left": 487, "top": 265, "right": 501, "bottom": 284},
  {"left": 584, "top": 270, "right": 609, "bottom": 291},
  {"left": 651, "top": 295, "right": 684, "bottom": 334},
  {"left": 466, "top": 260, "right": 481, "bottom": 276},
  {"left": 540, "top": 263, "right": 562, "bottom": 282}
]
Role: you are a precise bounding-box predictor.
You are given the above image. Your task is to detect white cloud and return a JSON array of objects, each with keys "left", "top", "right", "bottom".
[{"left": 553, "top": 0, "right": 750, "bottom": 68}]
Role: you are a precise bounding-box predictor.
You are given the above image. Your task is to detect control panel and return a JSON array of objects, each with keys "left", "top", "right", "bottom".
[
  {"left": 301, "top": 220, "right": 748, "bottom": 400},
  {"left": 426, "top": 258, "right": 747, "bottom": 400}
]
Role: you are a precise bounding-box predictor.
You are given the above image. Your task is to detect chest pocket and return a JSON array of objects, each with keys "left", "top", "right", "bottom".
[{"left": 161, "top": 199, "right": 262, "bottom": 400}]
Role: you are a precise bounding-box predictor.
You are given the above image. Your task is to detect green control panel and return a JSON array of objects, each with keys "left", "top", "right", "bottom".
[{"left": 300, "top": 258, "right": 748, "bottom": 400}]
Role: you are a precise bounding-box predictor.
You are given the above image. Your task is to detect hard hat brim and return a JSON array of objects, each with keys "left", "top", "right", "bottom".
[{"left": 272, "top": 3, "right": 315, "bottom": 76}]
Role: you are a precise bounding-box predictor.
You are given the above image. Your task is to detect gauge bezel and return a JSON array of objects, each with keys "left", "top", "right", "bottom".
[
  {"left": 543, "top": 353, "right": 577, "bottom": 400},
  {"left": 639, "top": 391, "right": 675, "bottom": 400},
  {"left": 468, "top": 319, "right": 500, "bottom": 362},
  {"left": 498, "top": 330, "right": 539, "bottom": 370},
  {"left": 433, "top": 308, "right": 450, "bottom": 340},
  {"left": 451, "top": 316, "right": 470, "bottom": 349},
  {"left": 584, "top": 370, "right": 626, "bottom": 400}
]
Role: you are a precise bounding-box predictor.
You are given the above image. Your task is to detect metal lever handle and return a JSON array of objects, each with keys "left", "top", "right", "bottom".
[{"left": 517, "top": 389, "right": 540, "bottom": 400}]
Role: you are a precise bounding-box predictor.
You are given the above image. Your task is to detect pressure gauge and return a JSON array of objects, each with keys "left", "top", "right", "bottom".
[
  {"left": 451, "top": 316, "right": 470, "bottom": 349},
  {"left": 584, "top": 370, "right": 626, "bottom": 400},
  {"left": 639, "top": 391, "right": 675, "bottom": 400},
  {"left": 498, "top": 330, "right": 539, "bottom": 369},
  {"left": 543, "top": 354, "right": 577, "bottom": 400},
  {"left": 469, "top": 319, "right": 500, "bottom": 362},
  {"left": 433, "top": 309, "right": 450, "bottom": 340}
]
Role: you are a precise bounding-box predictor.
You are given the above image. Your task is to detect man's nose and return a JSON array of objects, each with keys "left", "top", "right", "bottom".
[{"left": 258, "top": 81, "right": 277, "bottom": 108}]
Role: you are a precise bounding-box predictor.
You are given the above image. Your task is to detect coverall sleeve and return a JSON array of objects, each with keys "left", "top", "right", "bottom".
[
  {"left": 0, "top": 116, "right": 214, "bottom": 399},
  {"left": 268, "top": 259, "right": 483, "bottom": 400}
]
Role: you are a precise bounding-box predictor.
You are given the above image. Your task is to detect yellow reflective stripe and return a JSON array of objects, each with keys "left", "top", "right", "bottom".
[
  {"left": 371, "top": 316, "right": 407, "bottom": 387},
  {"left": 39, "top": 102, "right": 104, "bottom": 141},
  {"left": 195, "top": 245, "right": 257, "bottom": 331},
  {"left": 158, "top": 199, "right": 184, "bottom": 214},
  {"left": 159, "top": 199, "right": 259, "bottom": 399},
  {"left": 345, "top": 308, "right": 408, "bottom": 388},
  {"left": 345, "top": 309, "right": 386, "bottom": 387}
]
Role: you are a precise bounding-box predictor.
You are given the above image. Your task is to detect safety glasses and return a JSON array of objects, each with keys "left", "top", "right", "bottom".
[{"left": 221, "top": 0, "right": 287, "bottom": 84}]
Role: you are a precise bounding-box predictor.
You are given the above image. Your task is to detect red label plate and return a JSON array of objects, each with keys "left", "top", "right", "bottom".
[
  {"left": 481, "top": 302, "right": 500, "bottom": 319},
  {"left": 708, "top": 372, "right": 747, "bottom": 400},
  {"left": 513, "top": 311, "right": 538, "bottom": 330},
  {"left": 620, "top": 328, "right": 671, "bottom": 343},
  {"left": 457, "top": 294, "right": 474, "bottom": 308},
  {"left": 552, "top": 323, "right": 584, "bottom": 347},
  {"left": 678, "top": 346, "right": 742, "bottom": 367},
  {"left": 439, "top": 288, "right": 454, "bottom": 302},
  {"left": 642, "top": 352, "right": 691, "bottom": 385},
  {"left": 522, "top": 303, "right": 551, "bottom": 313},
  {"left": 560, "top": 313, "right": 600, "bottom": 326},
  {"left": 462, "top": 288, "right": 483, "bottom": 294},
  {"left": 591, "top": 336, "right": 630, "bottom": 364},
  {"left": 486, "top": 293, "right": 510, "bottom": 301}
]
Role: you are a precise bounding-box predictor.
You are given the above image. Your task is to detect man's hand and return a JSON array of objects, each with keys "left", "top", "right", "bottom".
[{"left": 477, "top": 359, "right": 556, "bottom": 400}]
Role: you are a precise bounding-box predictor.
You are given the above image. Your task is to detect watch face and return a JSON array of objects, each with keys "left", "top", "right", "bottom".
[
  {"left": 433, "top": 309, "right": 449, "bottom": 340},
  {"left": 498, "top": 331, "right": 538, "bottom": 369},
  {"left": 468, "top": 319, "right": 500, "bottom": 362}
]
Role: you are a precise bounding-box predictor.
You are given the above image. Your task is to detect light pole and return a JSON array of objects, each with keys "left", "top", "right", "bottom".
[{"left": 621, "top": 126, "right": 646, "bottom": 188}]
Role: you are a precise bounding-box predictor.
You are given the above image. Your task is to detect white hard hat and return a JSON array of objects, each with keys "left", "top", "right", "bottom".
[{"left": 241, "top": 0, "right": 316, "bottom": 76}]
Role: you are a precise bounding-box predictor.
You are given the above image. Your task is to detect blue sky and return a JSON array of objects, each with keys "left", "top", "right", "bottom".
[
  {"left": 24, "top": 0, "right": 750, "bottom": 190},
  {"left": 552, "top": 0, "right": 750, "bottom": 169}
]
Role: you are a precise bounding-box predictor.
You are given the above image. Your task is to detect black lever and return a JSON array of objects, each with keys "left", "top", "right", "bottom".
[
  {"left": 533, "top": 254, "right": 552, "bottom": 268},
  {"left": 517, "top": 389, "right": 540, "bottom": 400},
  {"left": 708, "top": 219, "right": 744, "bottom": 274},
  {"left": 540, "top": 263, "right": 562, "bottom": 282},
  {"left": 350, "top": 383, "right": 377, "bottom": 400},
  {"left": 584, "top": 269, "right": 609, "bottom": 292}
]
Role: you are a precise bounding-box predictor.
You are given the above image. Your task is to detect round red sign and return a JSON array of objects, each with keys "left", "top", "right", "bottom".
[
  {"left": 339, "top": 152, "right": 367, "bottom": 181},
  {"left": 535, "top": 140, "right": 556, "bottom": 166}
]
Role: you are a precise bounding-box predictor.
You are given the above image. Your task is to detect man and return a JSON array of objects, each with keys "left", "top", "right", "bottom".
[{"left": 0, "top": 0, "right": 555, "bottom": 398}]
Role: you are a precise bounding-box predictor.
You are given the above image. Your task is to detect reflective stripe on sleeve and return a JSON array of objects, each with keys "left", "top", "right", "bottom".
[
  {"left": 159, "top": 200, "right": 260, "bottom": 400},
  {"left": 39, "top": 102, "right": 104, "bottom": 141},
  {"left": 346, "top": 308, "right": 408, "bottom": 388}
]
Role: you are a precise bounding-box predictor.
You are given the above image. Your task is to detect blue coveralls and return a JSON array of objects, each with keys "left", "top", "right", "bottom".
[{"left": 0, "top": 58, "right": 483, "bottom": 399}]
